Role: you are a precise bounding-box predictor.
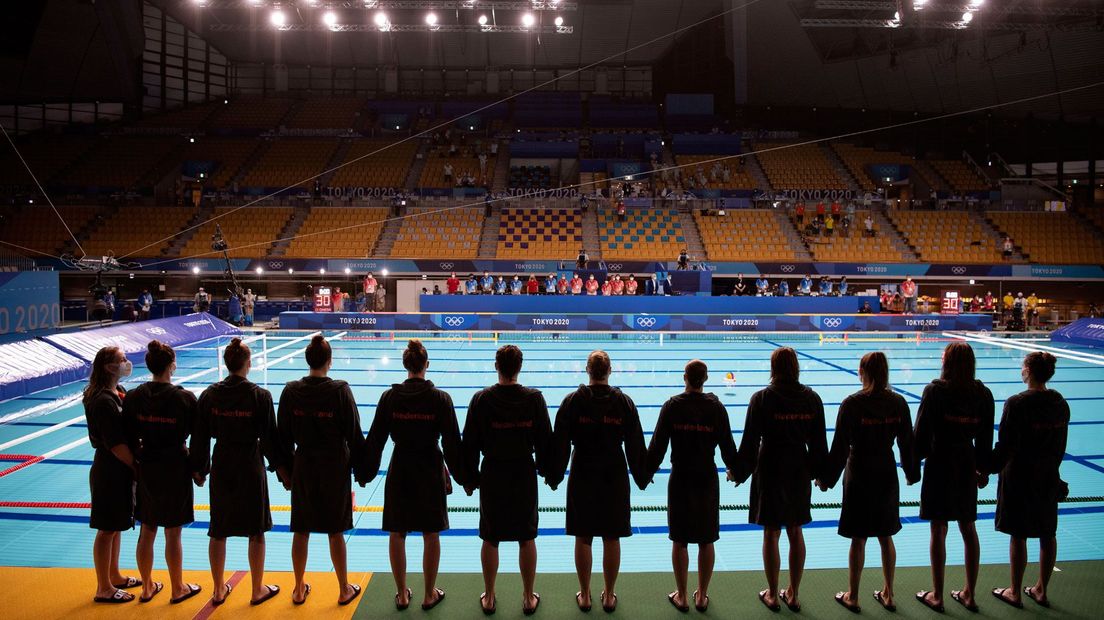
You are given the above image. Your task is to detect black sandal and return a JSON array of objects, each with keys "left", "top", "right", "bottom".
[
  {"left": 139, "top": 582, "right": 163, "bottom": 604},
  {"left": 93, "top": 589, "right": 134, "bottom": 604},
  {"left": 422, "top": 588, "right": 446, "bottom": 611},
  {"left": 780, "top": 587, "right": 801, "bottom": 612},
  {"left": 576, "top": 591, "right": 592, "bottom": 612},
  {"left": 339, "top": 583, "right": 362, "bottom": 606},
  {"left": 212, "top": 583, "right": 232, "bottom": 607},
  {"left": 952, "top": 590, "right": 979, "bottom": 613},
  {"left": 758, "top": 589, "right": 780, "bottom": 613},
  {"left": 1024, "top": 586, "right": 1050, "bottom": 608},
  {"left": 669, "top": 591, "right": 690, "bottom": 613},
  {"left": 480, "top": 592, "right": 497, "bottom": 615},
  {"left": 396, "top": 587, "right": 413, "bottom": 610},
  {"left": 250, "top": 584, "right": 280, "bottom": 606},
  {"left": 835, "top": 592, "right": 861, "bottom": 614},
  {"left": 293, "top": 583, "right": 311, "bottom": 605},
  {"left": 523, "top": 592, "right": 541, "bottom": 615},
  {"left": 112, "top": 577, "right": 142, "bottom": 590},
  {"left": 693, "top": 590, "right": 710, "bottom": 612},
  {"left": 991, "top": 587, "right": 1023, "bottom": 609},
  {"left": 873, "top": 590, "right": 896, "bottom": 612},
  {"left": 601, "top": 591, "right": 618, "bottom": 613},
  {"left": 170, "top": 583, "right": 201, "bottom": 605},
  {"left": 915, "top": 590, "right": 944, "bottom": 613}
]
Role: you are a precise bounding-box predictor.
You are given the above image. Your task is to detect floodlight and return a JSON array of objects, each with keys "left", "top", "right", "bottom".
[
  {"left": 320, "top": 268, "right": 326, "bottom": 275},
  {"left": 192, "top": 266, "right": 201, "bottom": 274},
  {"left": 270, "top": 10, "right": 286, "bottom": 27},
  {"left": 962, "top": 11, "right": 973, "bottom": 23},
  {"left": 288, "top": 268, "right": 294, "bottom": 274},
  {"left": 256, "top": 267, "right": 264, "bottom": 274},
  {"left": 521, "top": 13, "right": 535, "bottom": 28},
  {"left": 323, "top": 11, "right": 337, "bottom": 27},
  {"left": 554, "top": 16, "right": 563, "bottom": 27},
  {"left": 425, "top": 12, "right": 438, "bottom": 26},
  {"left": 344, "top": 267, "right": 351, "bottom": 274},
  {"left": 478, "top": 14, "right": 488, "bottom": 25},
  {"left": 374, "top": 12, "right": 388, "bottom": 26}
]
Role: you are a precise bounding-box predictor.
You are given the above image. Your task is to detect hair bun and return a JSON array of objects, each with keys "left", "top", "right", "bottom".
[
  {"left": 147, "top": 340, "right": 161, "bottom": 352},
  {"left": 229, "top": 337, "right": 242, "bottom": 348},
  {"left": 311, "top": 334, "right": 326, "bottom": 345}
]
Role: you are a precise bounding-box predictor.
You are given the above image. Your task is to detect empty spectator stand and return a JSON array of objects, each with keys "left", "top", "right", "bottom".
[
  {"left": 0, "top": 134, "right": 96, "bottom": 187},
  {"left": 513, "top": 92, "right": 582, "bottom": 129},
  {"left": 171, "top": 137, "right": 258, "bottom": 189},
  {"left": 888, "top": 210, "right": 1004, "bottom": 263},
  {"left": 931, "top": 159, "right": 991, "bottom": 193},
  {"left": 136, "top": 102, "right": 222, "bottom": 128},
  {"left": 660, "top": 155, "right": 756, "bottom": 191},
  {"left": 0, "top": 206, "right": 103, "bottom": 257},
  {"left": 509, "top": 165, "right": 553, "bottom": 190},
  {"left": 206, "top": 97, "right": 295, "bottom": 130},
  {"left": 240, "top": 139, "right": 337, "bottom": 190},
  {"left": 55, "top": 136, "right": 178, "bottom": 191},
  {"left": 81, "top": 207, "right": 198, "bottom": 258},
  {"left": 390, "top": 207, "right": 483, "bottom": 259},
  {"left": 694, "top": 210, "right": 799, "bottom": 262},
  {"left": 285, "top": 97, "right": 367, "bottom": 129},
  {"left": 986, "top": 211, "right": 1104, "bottom": 264},
  {"left": 588, "top": 97, "right": 660, "bottom": 129},
  {"left": 599, "top": 208, "right": 684, "bottom": 261},
  {"left": 329, "top": 139, "right": 418, "bottom": 190},
  {"left": 756, "top": 142, "right": 847, "bottom": 190},
  {"left": 282, "top": 207, "right": 388, "bottom": 258},
  {"left": 830, "top": 143, "right": 944, "bottom": 192},
  {"left": 179, "top": 207, "right": 293, "bottom": 259},
  {"left": 496, "top": 207, "right": 583, "bottom": 259}
]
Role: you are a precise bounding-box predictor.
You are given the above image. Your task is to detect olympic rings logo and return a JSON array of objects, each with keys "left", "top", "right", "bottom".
[
  {"left": 952, "top": 266, "right": 967, "bottom": 275},
  {"left": 444, "top": 316, "right": 466, "bottom": 327},
  {"left": 780, "top": 264, "right": 796, "bottom": 273},
  {"left": 636, "top": 316, "right": 657, "bottom": 327},
  {"left": 439, "top": 262, "right": 454, "bottom": 270},
  {"left": 823, "top": 317, "right": 843, "bottom": 328},
  {"left": 145, "top": 327, "right": 166, "bottom": 335},
  {"left": 607, "top": 264, "right": 623, "bottom": 272},
  {"left": 268, "top": 261, "right": 284, "bottom": 269}
]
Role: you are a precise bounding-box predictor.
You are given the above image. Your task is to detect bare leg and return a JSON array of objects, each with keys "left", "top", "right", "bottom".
[
  {"left": 843, "top": 537, "right": 866, "bottom": 607},
  {"left": 389, "top": 533, "right": 409, "bottom": 606},
  {"left": 784, "top": 525, "right": 806, "bottom": 606},
  {"left": 922, "top": 520, "right": 948, "bottom": 606},
  {"left": 164, "top": 527, "right": 188, "bottom": 599},
  {"left": 519, "top": 539, "right": 539, "bottom": 610},
  {"left": 671, "top": 542, "right": 689, "bottom": 608},
  {"left": 1004, "top": 536, "right": 1027, "bottom": 605},
  {"left": 136, "top": 524, "right": 159, "bottom": 599},
  {"left": 209, "top": 537, "right": 227, "bottom": 601},
  {"left": 329, "top": 532, "right": 355, "bottom": 603},
  {"left": 574, "top": 537, "right": 592, "bottom": 607},
  {"left": 480, "top": 541, "right": 499, "bottom": 611},
  {"left": 761, "top": 528, "right": 782, "bottom": 607},
  {"left": 602, "top": 538, "right": 621, "bottom": 608},
  {"left": 291, "top": 532, "right": 309, "bottom": 602},
  {"left": 959, "top": 521, "right": 980, "bottom": 606},
  {"left": 878, "top": 536, "right": 897, "bottom": 607},
  {"left": 94, "top": 530, "right": 126, "bottom": 599},
  {"left": 696, "top": 543, "right": 715, "bottom": 608},
  {"left": 108, "top": 532, "right": 127, "bottom": 585},
  {"left": 247, "top": 534, "right": 273, "bottom": 601},
  {"left": 422, "top": 532, "right": 442, "bottom": 606},
  {"left": 1030, "top": 537, "right": 1057, "bottom": 604}
]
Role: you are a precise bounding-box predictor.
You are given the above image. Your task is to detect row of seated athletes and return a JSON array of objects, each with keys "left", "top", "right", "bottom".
[
  {"left": 83, "top": 338, "right": 1067, "bottom": 615},
  {"left": 731, "top": 274, "right": 855, "bottom": 297},
  {"left": 443, "top": 272, "right": 671, "bottom": 296}
]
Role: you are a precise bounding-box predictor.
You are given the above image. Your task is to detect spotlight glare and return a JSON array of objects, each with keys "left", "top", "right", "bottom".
[
  {"left": 554, "top": 16, "right": 563, "bottom": 27},
  {"left": 381, "top": 268, "right": 389, "bottom": 277},
  {"left": 374, "top": 11, "right": 388, "bottom": 26},
  {"left": 969, "top": 0, "right": 985, "bottom": 7},
  {"left": 478, "top": 14, "right": 488, "bottom": 25},
  {"left": 288, "top": 268, "right": 294, "bottom": 274},
  {"left": 320, "top": 268, "right": 326, "bottom": 275},
  {"left": 425, "top": 12, "right": 437, "bottom": 26},
  {"left": 322, "top": 11, "right": 337, "bottom": 27},
  {"left": 521, "top": 13, "right": 535, "bottom": 28},
  {"left": 192, "top": 266, "right": 200, "bottom": 274},
  {"left": 344, "top": 267, "right": 351, "bottom": 274},
  {"left": 270, "top": 9, "right": 286, "bottom": 27},
  {"left": 255, "top": 267, "right": 264, "bottom": 275},
  {"left": 962, "top": 11, "right": 973, "bottom": 23}
]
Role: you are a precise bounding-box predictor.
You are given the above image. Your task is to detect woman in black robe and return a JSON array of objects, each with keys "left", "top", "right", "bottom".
[
  {"left": 84, "top": 346, "right": 141, "bottom": 604},
  {"left": 190, "top": 337, "right": 282, "bottom": 606},
  {"left": 913, "top": 341, "right": 994, "bottom": 613},
  {"left": 277, "top": 335, "right": 364, "bottom": 606},
  {"left": 646, "top": 359, "right": 739, "bottom": 613},
  {"left": 818, "top": 352, "right": 919, "bottom": 613},
  {"left": 732, "top": 347, "right": 827, "bottom": 613},
  {"left": 461, "top": 344, "right": 553, "bottom": 615},
  {"left": 360, "top": 339, "right": 464, "bottom": 611},
  {"left": 990, "top": 352, "right": 1069, "bottom": 609},
  {"left": 548, "top": 350, "right": 648, "bottom": 613},
  {"left": 125, "top": 340, "right": 201, "bottom": 604}
]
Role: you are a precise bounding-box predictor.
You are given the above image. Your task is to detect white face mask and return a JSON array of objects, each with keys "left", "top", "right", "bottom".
[{"left": 110, "top": 360, "right": 133, "bottom": 378}]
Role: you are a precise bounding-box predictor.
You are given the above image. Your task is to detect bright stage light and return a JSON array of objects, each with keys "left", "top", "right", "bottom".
[
  {"left": 192, "top": 266, "right": 200, "bottom": 274},
  {"left": 912, "top": 0, "right": 927, "bottom": 9},
  {"left": 521, "top": 13, "right": 535, "bottom": 28},
  {"left": 344, "top": 267, "right": 351, "bottom": 274},
  {"left": 322, "top": 11, "right": 337, "bottom": 27},
  {"left": 554, "top": 16, "right": 563, "bottom": 27},
  {"left": 288, "top": 268, "right": 294, "bottom": 274},
  {"left": 320, "top": 268, "right": 326, "bottom": 275},
  {"left": 374, "top": 12, "right": 388, "bottom": 26},
  {"left": 425, "top": 12, "right": 438, "bottom": 26},
  {"left": 962, "top": 11, "right": 973, "bottom": 23},
  {"left": 255, "top": 267, "right": 264, "bottom": 275},
  {"left": 381, "top": 268, "right": 389, "bottom": 277},
  {"left": 969, "top": 0, "right": 985, "bottom": 8},
  {"left": 270, "top": 10, "right": 286, "bottom": 28},
  {"left": 478, "top": 14, "right": 488, "bottom": 25}
]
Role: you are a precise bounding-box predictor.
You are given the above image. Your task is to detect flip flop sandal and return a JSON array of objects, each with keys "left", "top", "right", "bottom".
[
  {"left": 293, "top": 583, "right": 311, "bottom": 605},
  {"left": 780, "top": 588, "right": 801, "bottom": 612},
  {"left": 212, "top": 583, "right": 232, "bottom": 607},
  {"left": 915, "top": 591, "right": 944, "bottom": 613},
  {"left": 693, "top": 590, "right": 710, "bottom": 612},
  {"left": 601, "top": 591, "right": 618, "bottom": 613},
  {"left": 952, "top": 590, "right": 979, "bottom": 613},
  {"left": 339, "top": 583, "right": 362, "bottom": 606},
  {"left": 94, "top": 589, "right": 134, "bottom": 604},
  {"left": 835, "top": 592, "right": 861, "bottom": 614},
  {"left": 139, "top": 582, "right": 164, "bottom": 603},
  {"left": 991, "top": 587, "right": 1023, "bottom": 609},
  {"left": 170, "top": 583, "right": 201, "bottom": 605},
  {"left": 422, "top": 588, "right": 446, "bottom": 611},
  {"left": 576, "top": 591, "right": 592, "bottom": 612},
  {"left": 669, "top": 592, "right": 690, "bottom": 613},
  {"left": 480, "top": 592, "right": 497, "bottom": 616},
  {"left": 873, "top": 590, "right": 897, "bottom": 612},
  {"left": 523, "top": 592, "right": 541, "bottom": 616},
  {"left": 396, "top": 587, "right": 413, "bottom": 611},
  {"left": 1023, "top": 586, "right": 1050, "bottom": 608},
  {"left": 113, "top": 577, "right": 142, "bottom": 589},
  {"left": 758, "top": 589, "right": 781, "bottom": 613},
  {"left": 250, "top": 584, "right": 280, "bottom": 606}
]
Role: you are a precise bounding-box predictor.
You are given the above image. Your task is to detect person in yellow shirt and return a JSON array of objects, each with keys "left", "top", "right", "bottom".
[
  {"left": 1003, "top": 292, "right": 1015, "bottom": 327},
  {"left": 1027, "top": 292, "right": 1039, "bottom": 328}
]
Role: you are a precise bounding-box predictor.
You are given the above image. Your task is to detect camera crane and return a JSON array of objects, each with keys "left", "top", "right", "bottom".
[{"left": 210, "top": 224, "right": 245, "bottom": 300}]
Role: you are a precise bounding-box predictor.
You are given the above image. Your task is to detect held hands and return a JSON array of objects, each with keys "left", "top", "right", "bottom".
[
  {"left": 192, "top": 473, "right": 206, "bottom": 487},
  {"left": 975, "top": 472, "right": 989, "bottom": 489},
  {"left": 725, "top": 469, "right": 740, "bottom": 487},
  {"left": 276, "top": 466, "right": 292, "bottom": 491},
  {"left": 463, "top": 486, "right": 476, "bottom": 497},
  {"left": 815, "top": 479, "right": 829, "bottom": 492}
]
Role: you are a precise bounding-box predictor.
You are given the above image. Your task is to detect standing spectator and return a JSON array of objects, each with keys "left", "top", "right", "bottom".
[
  {"left": 577, "top": 249, "right": 589, "bottom": 270},
  {"left": 819, "top": 277, "right": 833, "bottom": 296},
  {"left": 194, "top": 287, "right": 210, "bottom": 314},
  {"left": 243, "top": 288, "right": 256, "bottom": 326},
  {"left": 446, "top": 273, "right": 460, "bottom": 295},
  {"left": 544, "top": 274, "right": 557, "bottom": 295},
  {"left": 228, "top": 293, "right": 243, "bottom": 326},
  {"left": 332, "top": 287, "right": 346, "bottom": 313},
  {"left": 1027, "top": 292, "right": 1039, "bottom": 328},
  {"left": 838, "top": 277, "right": 849, "bottom": 296},
  {"left": 616, "top": 201, "right": 626, "bottom": 222},
  {"left": 1002, "top": 291, "right": 1014, "bottom": 324},
  {"left": 494, "top": 277, "right": 506, "bottom": 295},
  {"left": 433, "top": 284, "right": 443, "bottom": 295},
  {"left": 1012, "top": 293, "right": 1026, "bottom": 331},
  {"left": 815, "top": 201, "right": 826, "bottom": 222},
  {"left": 138, "top": 289, "right": 154, "bottom": 321},
  {"left": 600, "top": 278, "right": 613, "bottom": 296},
  {"left": 845, "top": 202, "right": 856, "bottom": 225},
  {"left": 1089, "top": 302, "right": 1099, "bottom": 318},
  {"left": 864, "top": 214, "right": 875, "bottom": 237},
  {"left": 585, "top": 274, "right": 599, "bottom": 296},
  {"left": 983, "top": 291, "right": 995, "bottom": 312},
  {"left": 465, "top": 274, "right": 479, "bottom": 295},
  {"left": 511, "top": 276, "right": 524, "bottom": 295},
  {"left": 646, "top": 273, "right": 670, "bottom": 296},
  {"left": 101, "top": 288, "right": 116, "bottom": 319},
  {"left": 733, "top": 274, "right": 748, "bottom": 296},
  {"left": 526, "top": 275, "right": 540, "bottom": 295},
  {"left": 778, "top": 280, "right": 789, "bottom": 296},
  {"left": 900, "top": 277, "right": 918, "bottom": 314},
  {"left": 489, "top": 140, "right": 499, "bottom": 157},
  {"left": 1002, "top": 236, "right": 1014, "bottom": 261},
  {"left": 556, "top": 273, "right": 568, "bottom": 295},
  {"left": 374, "top": 285, "right": 387, "bottom": 312},
  {"left": 755, "top": 275, "right": 769, "bottom": 296},
  {"left": 570, "top": 273, "right": 583, "bottom": 295},
  {"left": 798, "top": 275, "right": 812, "bottom": 296},
  {"left": 795, "top": 201, "right": 805, "bottom": 225},
  {"left": 625, "top": 275, "right": 638, "bottom": 296},
  {"left": 612, "top": 275, "right": 625, "bottom": 296},
  {"left": 481, "top": 272, "right": 494, "bottom": 294},
  {"left": 478, "top": 152, "right": 488, "bottom": 177},
  {"left": 824, "top": 214, "right": 835, "bottom": 237},
  {"left": 443, "top": 163, "right": 453, "bottom": 185},
  {"left": 677, "top": 249, "right": 690, "bottom": 271},
  {"left": 364, "top": 273, "right": 378, "bottom": 297},
  {"left": 830, "top": 200, "right": 842, "bottom": 220}
]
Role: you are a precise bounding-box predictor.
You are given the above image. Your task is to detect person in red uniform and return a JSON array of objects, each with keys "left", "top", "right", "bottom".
[
  {"left": 815, "top": 201, "right": 826, "bottom": 221},
  {"left": 830, "top": 201, "right": 842, "bottom": 220},
  {"left": 611, "top": 275, "right": 625, "bottom": 296},
  {"left": 446, "top": 273, "right": 460, "bottom": 295},
  {"left": 585, "top": 275, "right": 599, "bottom": 296},
  {"left": 600, "top": 278, "right": 613, "bottom": 296},
  {"left": 556, "top": 274, "right": 568, "bottom": 295},
  {"left": 795, "top": 202, "right": 805, "bottom": 225},
  {"left": 525, "top": 275, "right": 540, "bottom": 295},
  {"left": 570, "top": 274, "right": 584, "bottom": 295},
  {"left": 625, "top": 275, "right": 638, "bottom": 296},
  {"left": 364, "top": 273, "right": 378, "bottom": 297}
]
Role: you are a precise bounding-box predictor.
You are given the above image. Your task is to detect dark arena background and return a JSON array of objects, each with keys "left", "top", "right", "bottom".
[{"left": 0, "top": 1, "right": 1103, "bottom": 618}]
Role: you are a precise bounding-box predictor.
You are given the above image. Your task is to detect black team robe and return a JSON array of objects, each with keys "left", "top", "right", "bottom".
[
  {"left": 360, "top": 378, "right": 464, "bottom": 533},
  {"left": 462, "top": 383, "right": 553, "bottom": 542},
  {"left": 85, "top": 387, "right": 136, "bottom": 532},
  {"left": 991, "top": 389, "right": 1069, "bottom": 539},
  {"left": 547, "top": 385, "right": 649, "bottom": 539},
  {"left": 732, "top": 381, "right": 828, "bottom": 529},
  {"left": 821, "top": 389, "right": 919, "bottom": 539},
  {"left": 913, "top": 379, "right": 994, "bottom": 523},
  {"left": 277, "top": 376, "right": 364, "bottom": 534},
  {"left": 646, "top": 391, "right": 739, "bottom": 545},
  {"left": 190, "top": 375, "right": 281, "bottom": 539},
  {"left": 124, "top": 382, "right": 197, "bottom": 529}
]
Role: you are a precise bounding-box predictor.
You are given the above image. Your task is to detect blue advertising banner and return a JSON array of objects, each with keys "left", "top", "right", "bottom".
[
  {"left": 0, "top": 339, "right": 88, "bottom": 402},
  {"left": 1013, "top": 265, "right": 1104, "bottom": 279},
  {"left": 278, "top": 312, "right": 992, "bottom": 333},
  {"left": 1050, "top": 318, "right": 1104, "bottom": 348},
  {"left": 0, "top": 271, "right": 61, "bottom": 338},
  {"left": 419, "top": 295, "right": 878, "bottom": 315},
  {"left": 43, "top": 312, "right": 240, "bottom": 362}
]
